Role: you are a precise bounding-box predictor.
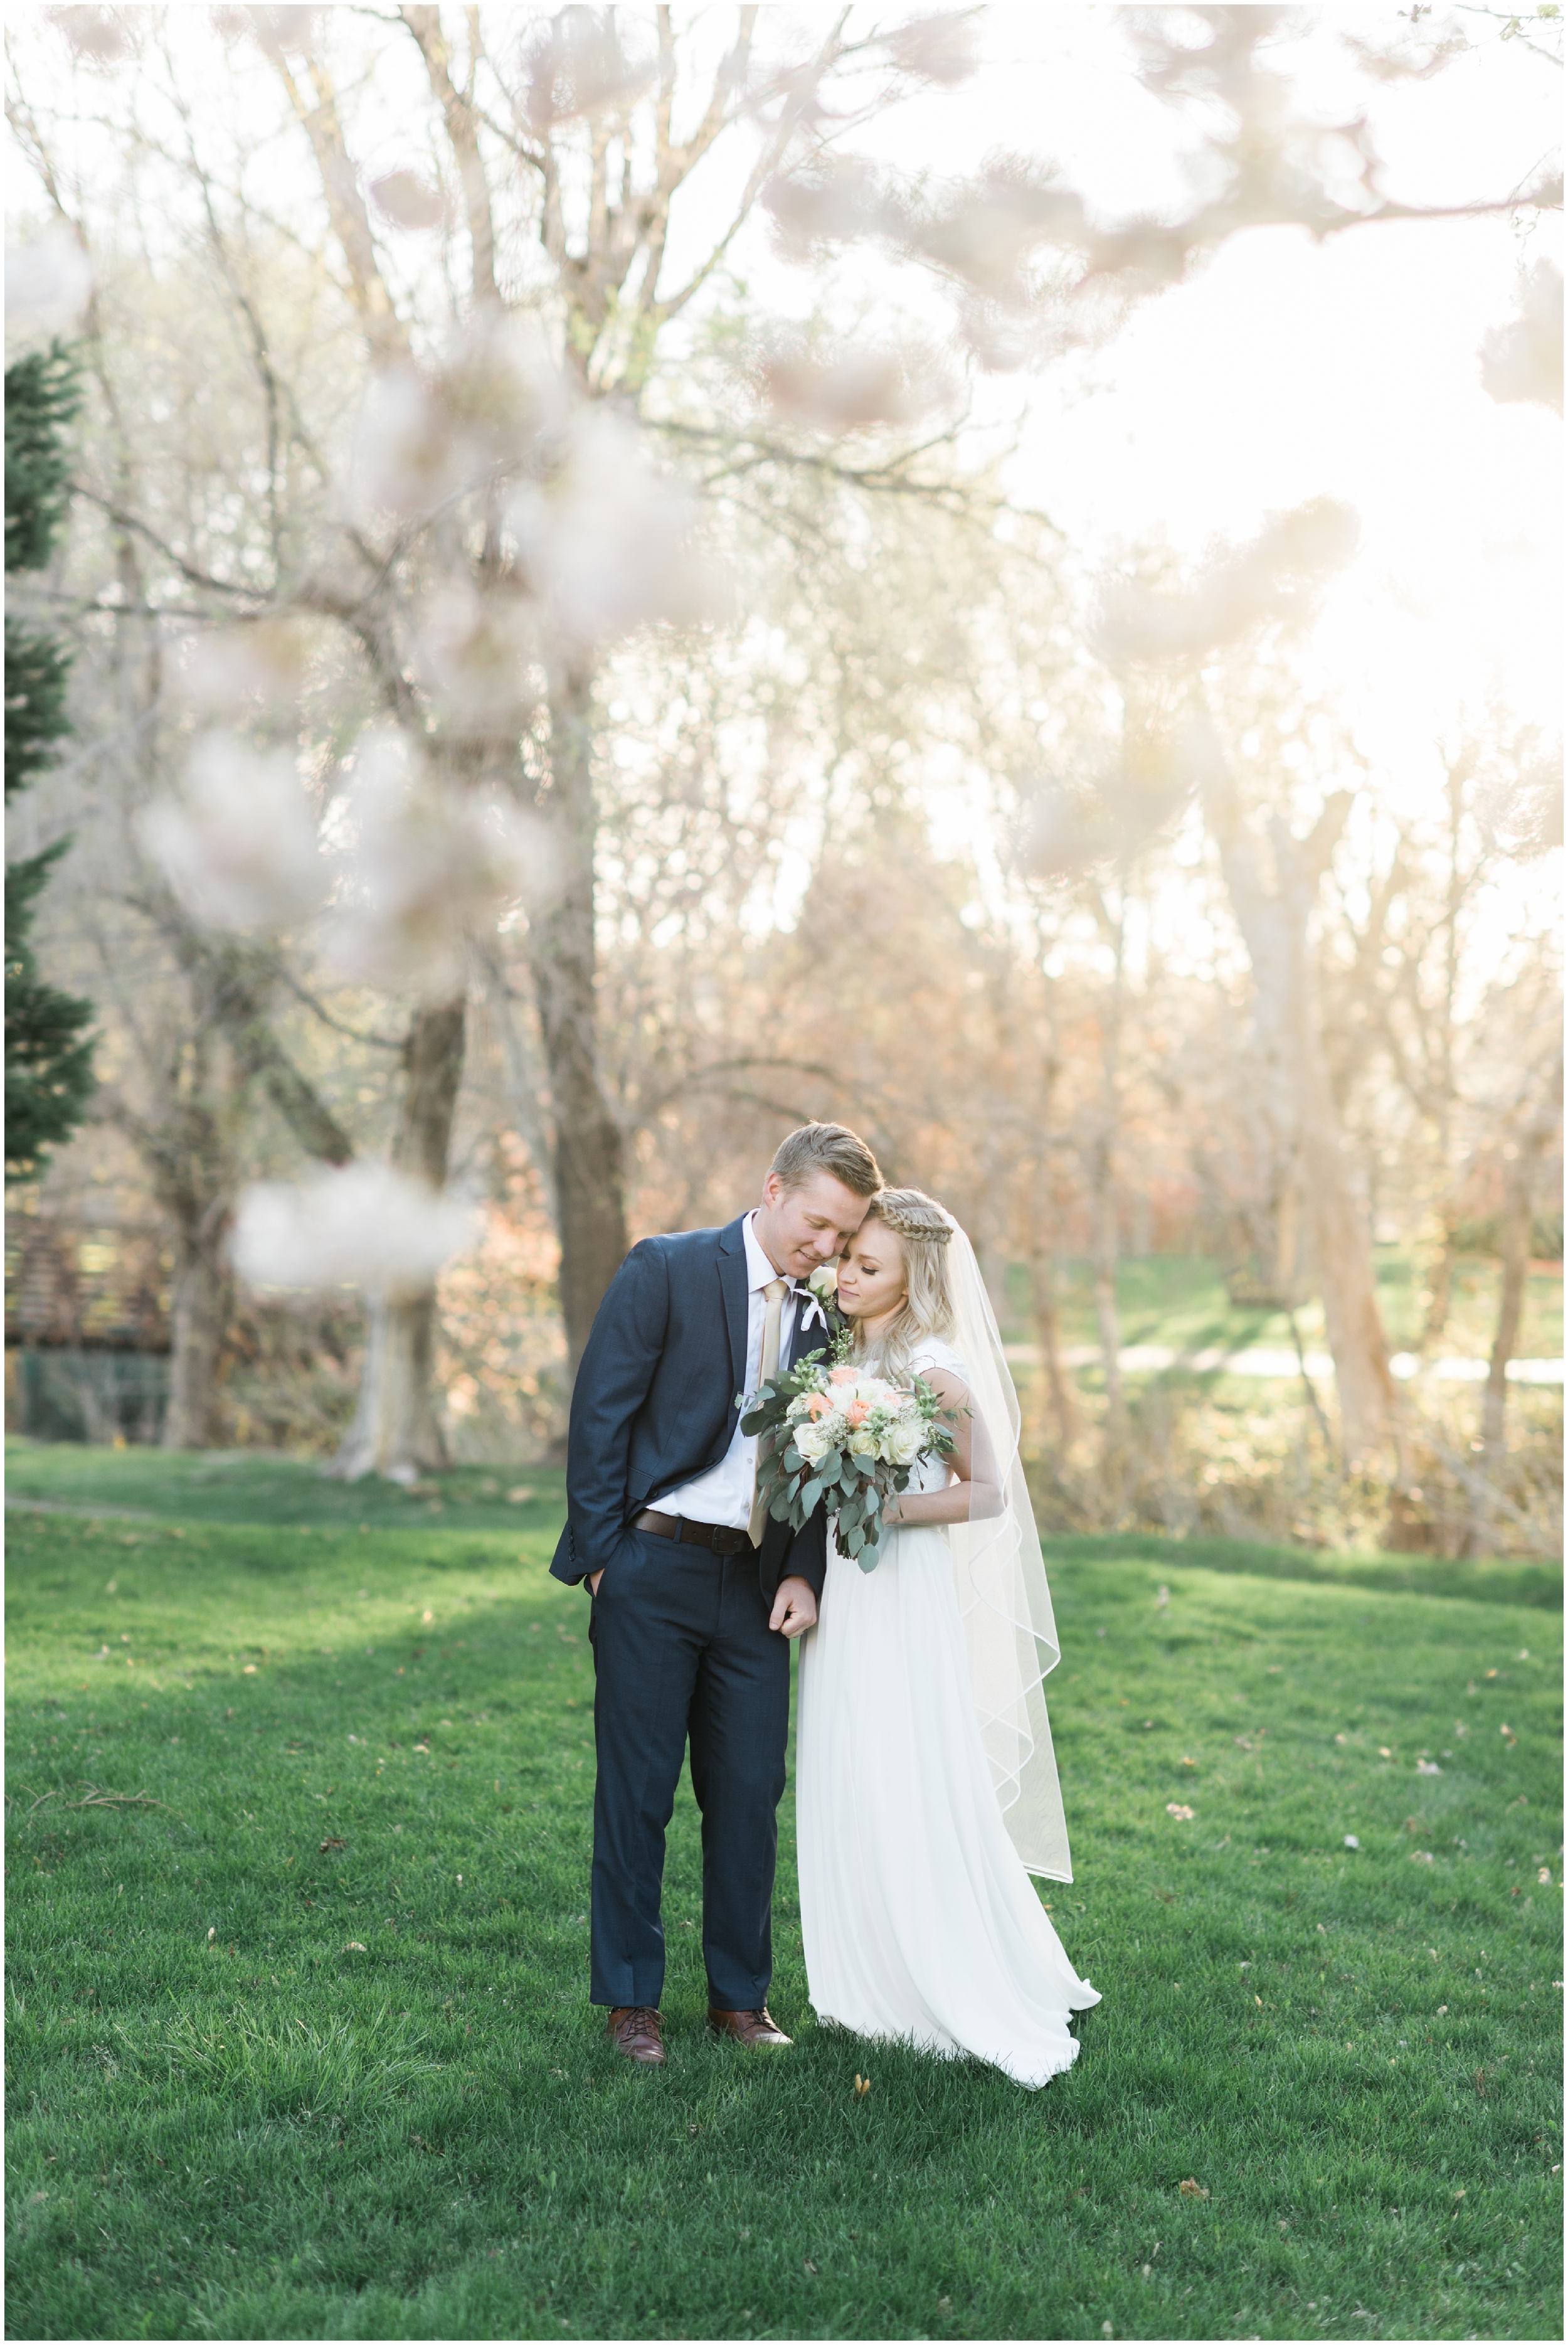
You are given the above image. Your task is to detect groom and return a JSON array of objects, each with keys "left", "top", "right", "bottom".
[{"left": 551, "top": 1120, "right": 882, "bottom": 2066}]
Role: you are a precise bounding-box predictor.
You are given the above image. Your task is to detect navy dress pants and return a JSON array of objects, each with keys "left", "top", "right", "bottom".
[{"left": 588, "top": 1526, "right": 790, "bottom": 2012}]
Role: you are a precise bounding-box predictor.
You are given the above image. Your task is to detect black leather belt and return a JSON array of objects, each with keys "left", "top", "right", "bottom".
[{"left": 635, "top": 1509, "right": 753, "bottom": 1556}]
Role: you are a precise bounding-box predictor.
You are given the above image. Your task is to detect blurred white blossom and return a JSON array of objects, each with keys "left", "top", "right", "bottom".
[
  {"left": 1093, "top": 499, "right": 1359, "bottom": 667},
  {"left": 506, "top": 410, "right": 727, "bottom": 649},
  {"left": 48, "top": 4, "right": 129, "bottom": 62},
  {"left": 763, "top": 160, "right": 890, "bottom": 259},
  {"left": 182, "top": 617, "right": 312, "bottom": 711},
  {"left": 1020, "top": 780, "right": 1119, "bottom": 878},
  {"left": 213, "top": 4, "right": 317, "bottom": 53},
  {"left": 1480, "top": 262, "right": 1563, "bottom": 415},
  {"left": 350, "top": 314, "right": 563, "bottom": 520},
  {"left": 760, "top": 343, "right": 954, "bottom": 433},
  {"left": 6, "top": 225, "right": 94, "bottom": 348},
  {"left": 411, "top": 582, "right": 543, "bottom": 731},
  {"left": 320, "top": 726, "right": 553, "bottom": 996},
  {"left": 369, "top": 171, "right": 448, "bottom": 233},
  {"left": 233, "top": 1161, "right": 475, "bottom": 1294},
  {"left": 886, "top": 10, "right": 980, "bottom": 87},
  {"left": 1341, "top": 13, "right": 1467, "bottom": 81},
  {"left": 524, "top": 6, "right": 655, "bottom": 130},
  {"left": 909, "top": 169, "right": 1084, "bottom": 305},
  {"left": 139, "top": 730, "right": 325, "bottom": 932}
]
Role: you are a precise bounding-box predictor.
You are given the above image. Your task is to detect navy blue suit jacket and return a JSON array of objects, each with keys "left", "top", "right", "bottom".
[{"left": 549, "top": 1216, "right": 830, "bottom": 1605}]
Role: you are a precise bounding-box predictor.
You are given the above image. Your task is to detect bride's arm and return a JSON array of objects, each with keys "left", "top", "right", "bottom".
[{"left": 881, "top": 1368, "right": 1004, "bottom": 1528}]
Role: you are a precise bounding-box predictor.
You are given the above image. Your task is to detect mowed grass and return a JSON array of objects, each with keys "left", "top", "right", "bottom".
[
  {"left": 4, "top": 1447, "right": 1562, "bottom": 2342},
  {"left": 1015, "top": 1251, "right": 1563, "bottom": 1364}
]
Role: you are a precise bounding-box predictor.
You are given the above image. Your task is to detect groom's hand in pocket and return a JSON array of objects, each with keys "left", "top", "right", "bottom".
[{"left": 768, "top": 1576, "right": 817, "bottom": 1639}]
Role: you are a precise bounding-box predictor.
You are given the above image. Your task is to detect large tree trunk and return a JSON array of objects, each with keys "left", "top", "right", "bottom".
[
  {"left": 1030, "top": 1231, "right": 1080, "bottom": 1450},
  {"left": 329, "top": 997, "right": 466, "bottom": 1481},
  {"left": 162, "top": 1199, "right": 233, "bottom": 1449},
  {"left": 1204, "top": 753, "right": 1399, "bottom": 1466},
  {"left": 1295, "top": 1034, "right": 1400, "bottom": 1468},
  {"left": 1091, "top": 1162, "right": 1125, "bottom": 1444},
  {"left": 1089, "top": 885, "right": 1128, "bottom": 1457},
  {"left": 1463, "top": 1060, "right": 1561, "bottom": 1556},
  {"left": 531, "top": 664, "right": 628, "bottom": 1374}
]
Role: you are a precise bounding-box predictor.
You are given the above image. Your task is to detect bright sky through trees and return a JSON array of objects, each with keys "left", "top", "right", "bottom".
[{"left": 716, "top": 8, "right": 1562, "bottom": 762}]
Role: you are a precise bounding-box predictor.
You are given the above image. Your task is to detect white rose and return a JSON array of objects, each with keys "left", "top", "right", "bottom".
[
  {"left": 795, "top": 1423, "right": 832, "bottom": 1465},
  {"left": 885, "top": 1418, "right": 923, "bottom": 1467},
  {"left": 808, "top": 1262, "right": 839, "bottom": 1299},
  {"left": 849, "top": 1429, "right": 877, "bottom": 1457}
]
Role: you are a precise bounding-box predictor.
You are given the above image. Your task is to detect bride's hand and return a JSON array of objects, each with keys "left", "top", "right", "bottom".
[{"left": 769, "top": 1576, "right": 818, "bottom": 1638}]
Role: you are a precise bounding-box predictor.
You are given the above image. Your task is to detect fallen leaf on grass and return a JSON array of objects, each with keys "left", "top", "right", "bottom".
[
  {"left": 320, "top": 1837, "right": 346, "bottom": 1853},
  {"left": 1411, "top": 1851, "right": 1435, "bottom": 1864},
  {"left": 1166, "top": 1803, "right": 1194, "bottom": 1821},
  {"left": 1178, "top": 2178, "right": 1209, "bottom": 2199},
  {"left": 344, "top": 1941, "right": 367, "bottom": 1952},
  {"left": 803, "top": 2258, "right": 818, "bottom": 2275},
  {"left": 1417, "top": 1760, "right": 1442, "bottom": 1776},
  {"left": 853, "top": 2073, "right": 871, "bottom": 2097}
]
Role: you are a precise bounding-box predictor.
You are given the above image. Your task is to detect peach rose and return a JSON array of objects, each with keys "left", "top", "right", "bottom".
[
  {"left": 805, "top": 1391, "right": 834, "bottom": 1420},
  {"left": 845, "top": 1399, "right": 871, "bottom": 1427}
]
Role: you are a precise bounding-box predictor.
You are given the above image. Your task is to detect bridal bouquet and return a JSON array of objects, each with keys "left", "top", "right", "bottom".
[{"left": 739, "top": 1355, "right": 958, "bottom": 1569}]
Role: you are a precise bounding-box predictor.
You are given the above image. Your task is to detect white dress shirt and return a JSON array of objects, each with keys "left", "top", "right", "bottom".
[{"left": 659, "top": 1211, "right": 800, "bottom": 1531}]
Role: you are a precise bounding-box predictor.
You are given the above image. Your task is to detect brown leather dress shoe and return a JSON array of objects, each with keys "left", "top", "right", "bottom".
[
  {"left": 607, "top": 2006, "right": 666, "bottom": 2065},
  {"left": 707, "top": 2005, "right": 792, "bottom": 2048}
]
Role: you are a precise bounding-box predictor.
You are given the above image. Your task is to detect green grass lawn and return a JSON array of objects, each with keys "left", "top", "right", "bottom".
[
  {"left": 1022, "top": 1254, "right": 1564, "bottom": 1364},
  {"left": 6, "top": 1445, "right": 1562, "bottom": 2341}
]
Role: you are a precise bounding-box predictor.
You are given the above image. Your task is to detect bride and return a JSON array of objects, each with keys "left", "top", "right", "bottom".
[{"left": 795, "top": 1188, "right": 1100, "bottom": 2088}]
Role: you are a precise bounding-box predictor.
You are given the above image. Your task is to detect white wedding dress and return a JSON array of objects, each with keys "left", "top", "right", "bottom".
[{"left": 795, "top": 1336, "right": 1099, "bottom": 2089}]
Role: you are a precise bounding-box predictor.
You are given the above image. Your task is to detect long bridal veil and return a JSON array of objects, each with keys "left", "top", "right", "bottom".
[{"left": 944, "top": 1223, "right": 1073, "bottom": 1882}]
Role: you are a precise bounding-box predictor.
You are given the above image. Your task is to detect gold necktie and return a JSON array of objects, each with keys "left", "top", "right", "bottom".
[{"left": 748, "top": 1278, "right": 790, "bottom": 1549}]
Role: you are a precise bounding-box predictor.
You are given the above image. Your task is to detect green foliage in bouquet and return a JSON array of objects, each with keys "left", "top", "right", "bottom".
[{"left": 739, "top": 1354, "right": 960, "bottom": 1570}]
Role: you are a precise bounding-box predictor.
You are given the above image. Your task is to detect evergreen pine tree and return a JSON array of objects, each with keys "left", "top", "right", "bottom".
[{"left": 5, "top": 341, "right": 95, "bottom": 1183}]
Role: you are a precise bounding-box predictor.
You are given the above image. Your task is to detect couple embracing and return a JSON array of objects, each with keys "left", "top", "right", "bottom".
[{"left": 550, "top": 1121, "right": 1099, "bottom": 2087}]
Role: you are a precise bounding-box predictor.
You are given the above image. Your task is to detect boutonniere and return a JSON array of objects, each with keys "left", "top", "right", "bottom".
[{"left": 796, "top": 1260, "right": 842, "bottom": 1334}]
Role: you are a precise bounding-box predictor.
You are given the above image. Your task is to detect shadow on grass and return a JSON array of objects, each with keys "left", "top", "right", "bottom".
[
  {"left": 4, "top": 1474, "right": 1563, "bottom": 2339},
  {"left": 1042, "top": 1529, "right": 1564, "bottom": 1611}
]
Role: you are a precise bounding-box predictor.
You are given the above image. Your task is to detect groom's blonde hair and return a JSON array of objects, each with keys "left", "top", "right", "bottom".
[
  {"left": 769, "top": 1121, "right": 882, "bottom": 1198},
  {"left": 852, "top": 1188, "right": 956, "bottom": 1380}
]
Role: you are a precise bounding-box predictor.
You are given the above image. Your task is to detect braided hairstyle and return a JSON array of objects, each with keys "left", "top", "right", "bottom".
[{"left": 849, "top": 1186, "right": 958, "bottom": 1383}]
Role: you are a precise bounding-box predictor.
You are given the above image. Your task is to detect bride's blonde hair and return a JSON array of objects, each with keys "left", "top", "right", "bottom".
[{"left": 850, "top": 1188, "right": 957, "bottom": 1382}]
